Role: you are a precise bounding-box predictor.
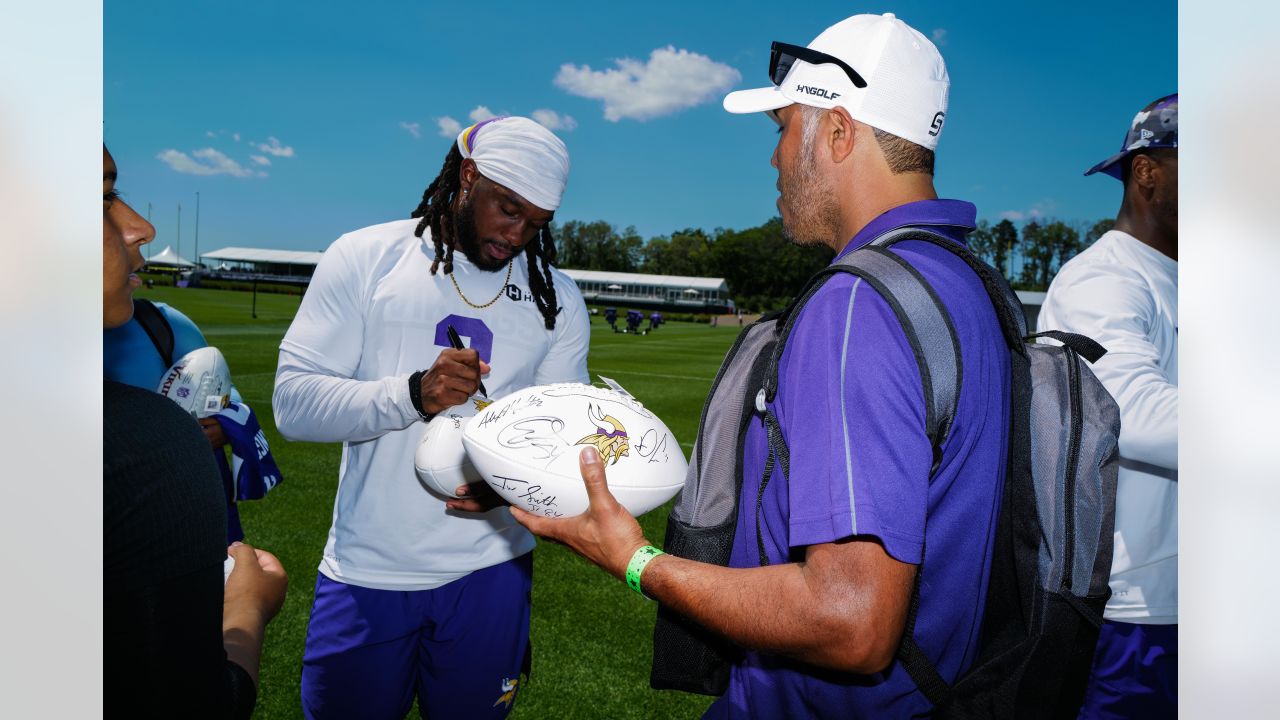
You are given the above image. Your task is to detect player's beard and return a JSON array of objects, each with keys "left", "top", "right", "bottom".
[
  {"left": 779, "top": 112, "right": 841, "bottom": 248},
  {"left": 452, "top": 198, "right": 517, "bottom": 272}
]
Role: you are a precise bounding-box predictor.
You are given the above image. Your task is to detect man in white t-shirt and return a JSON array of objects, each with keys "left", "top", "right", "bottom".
[
  {"left": 272, "top": 116, "right": 590, "bottom": 719},
  {"left": 1038, "top": 94, "right": 1178, "bottom": 718}
]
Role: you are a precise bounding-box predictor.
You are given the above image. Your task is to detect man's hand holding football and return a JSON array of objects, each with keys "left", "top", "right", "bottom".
[{"left": 509, "top": 446, "right": 649, "bottom": 580}]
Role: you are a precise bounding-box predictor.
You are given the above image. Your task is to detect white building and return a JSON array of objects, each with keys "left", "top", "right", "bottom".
[{"left": 560, "top": 269, "right": 732, "bottom": 311}]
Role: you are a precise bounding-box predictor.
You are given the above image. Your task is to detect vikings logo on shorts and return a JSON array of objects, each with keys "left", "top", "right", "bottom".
[
  {"left": 575, "top": 403, "right": 629, "bottom": 465},
  {"left": 492, "top": 677, "right": 519, "bottom": 708}
]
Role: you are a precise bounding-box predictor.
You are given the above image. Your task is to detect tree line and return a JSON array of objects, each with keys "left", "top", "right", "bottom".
[{"left": 551, "top": 216, "right": 1114, "bottom": 313}]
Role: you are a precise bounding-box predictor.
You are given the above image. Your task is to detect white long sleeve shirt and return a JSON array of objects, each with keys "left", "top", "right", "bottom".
[
  {"left": 273, "top": 219, "right": 590, "bottom": 590},
  {"left": 1039, "top": 230, "right": 1178, "bottom": 623}
]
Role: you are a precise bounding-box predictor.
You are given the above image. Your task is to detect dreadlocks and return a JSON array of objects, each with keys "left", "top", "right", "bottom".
[
  {"left": 410, "top": 146, "right": 561, "bottom": 330},
  {"left": 411, "top": 145, "right": 463, "bottom": 276}
]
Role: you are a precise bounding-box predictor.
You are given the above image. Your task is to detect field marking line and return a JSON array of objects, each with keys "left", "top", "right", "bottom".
[
  {"left": 228, "top": 371, "right": 278, "bottom": 381},
  {"left": 587, "top": 368, "right": 715, "bottom": 382}
]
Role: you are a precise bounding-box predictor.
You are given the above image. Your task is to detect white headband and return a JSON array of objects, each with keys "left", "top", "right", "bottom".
[{"left": 456, "top": 116, "right": 570, "bottom": 211}]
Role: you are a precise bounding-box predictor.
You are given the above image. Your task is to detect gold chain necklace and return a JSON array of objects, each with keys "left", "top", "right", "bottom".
[{"left": 449, "top": 260, "right": 513, "bottom": 309}]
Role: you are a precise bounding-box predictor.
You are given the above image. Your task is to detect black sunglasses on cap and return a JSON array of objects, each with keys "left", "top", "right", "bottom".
[{"left": 769, "top": 41, "right": 868, "bottom": 90}]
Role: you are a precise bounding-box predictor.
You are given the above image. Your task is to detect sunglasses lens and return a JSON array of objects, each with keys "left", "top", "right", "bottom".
[{"left": 771, "top": 53, "right": 795, "bottom": 86}]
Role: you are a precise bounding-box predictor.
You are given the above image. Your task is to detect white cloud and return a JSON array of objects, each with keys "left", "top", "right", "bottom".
[
  {"left": 555, "top": 46, "right": 741, "bottom": 122},
  {"left": 931, "top": 28, "right": 948, "bottom": 46},
  {"left": 399, "top": 121, "right": 422, "bottom": 139},
  {"left": 531, "top": 109, "right": 578, "bottom": 131},
  {"left": 999, "top": 199, "right": 1057, "bottom": 223},
  {"left": 998, "top": 208, "right": 1046, "bottom": 222},
  {"left": 156, "top": 148, "right": 257, "bottom": 178},
  {"left": 437, "top": 116, "right": 462, "bottom": 138},
  {"left": 469, "top": 105, "right": 496, "bottom": 122},
  {"left": 250, "top": 155, "right": 271, "bottom": 166},
  {"left": 232, "top": 132, "right": 241, "bottom": 142},
  {"left": 205, "top": 130, "right": 217, "bottom": 138},
  {"left": 254, "top": 136, "right": 294, "bottom": 157}
]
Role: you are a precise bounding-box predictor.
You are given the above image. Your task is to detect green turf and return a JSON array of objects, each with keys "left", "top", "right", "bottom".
[{"left": 134, "top": 286, "right": 738, "bottom": 719}]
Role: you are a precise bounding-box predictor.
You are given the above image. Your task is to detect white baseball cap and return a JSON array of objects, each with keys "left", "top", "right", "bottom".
[{"left": 723, "top": 13, "right": 950, "bottom": 150}]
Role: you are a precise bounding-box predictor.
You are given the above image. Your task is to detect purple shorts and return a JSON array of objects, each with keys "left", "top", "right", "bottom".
[
  {"left": 301, "top": 553, "right": 533, "bottom": 719},
  {"left": 1078, "top": 620, "right": 1177, "bottom": 719}
]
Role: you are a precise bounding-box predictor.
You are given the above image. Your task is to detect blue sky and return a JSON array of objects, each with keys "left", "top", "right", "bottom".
[{"left": 104, "top": 1, "right": 1177, "bottom": 258}]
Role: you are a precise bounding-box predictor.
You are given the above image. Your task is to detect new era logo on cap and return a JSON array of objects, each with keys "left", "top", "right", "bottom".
[
  {"left": 1085, "top": 93, "right": 1178, "bottom": 179},
  {"left": 723, "top": 13, "right": 951, "bottom": 150}
]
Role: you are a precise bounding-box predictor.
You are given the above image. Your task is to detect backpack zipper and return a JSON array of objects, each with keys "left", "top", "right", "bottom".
[{"left": 1062, "top": 347, "right": 1083, "bottom": 592}]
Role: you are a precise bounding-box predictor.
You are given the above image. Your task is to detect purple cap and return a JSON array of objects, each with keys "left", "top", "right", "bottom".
[{"left": 1085, "top": 93, "right": 1178, "bottom": 180}]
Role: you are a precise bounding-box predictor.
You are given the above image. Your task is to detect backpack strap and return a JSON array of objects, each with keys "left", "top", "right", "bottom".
[
  {"left": 763, "top": 229, "right": 964, "bottom": 463},
  {"left": 898, "top": 567, "right": 955, "bottom": 708},
  {"left": 874, "top": 229, "right": 1029, "bottom": 354},
  {"left": 753, "top": 407, "right": 789, "bottom": 567},
  {"left": 132, "top": 298, "right": 176, "bottom": 369},
  {"left": 1027, "top": 330, "right": 1107, "bottom": 364}
]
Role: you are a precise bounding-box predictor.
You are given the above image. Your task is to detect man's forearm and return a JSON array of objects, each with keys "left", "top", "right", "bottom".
[
  {"left": 511, "top": 448, "right": 916, "bottom": 674},
  {"left": 222, "top": 607, "right": 268, "bottom": 687},
  {"left": 639, "top": 540, "right": 913, "bottom": 673},
  {"left": 272, "top": 361, "right": 417, "bottom": 443}
]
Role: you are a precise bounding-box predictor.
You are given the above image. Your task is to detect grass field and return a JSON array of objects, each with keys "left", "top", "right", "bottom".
[{"left": 132, "top": 286, "right": 744, "bottom": 719}]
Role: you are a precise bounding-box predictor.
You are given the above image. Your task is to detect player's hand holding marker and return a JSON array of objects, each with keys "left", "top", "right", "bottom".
[
  {"left": 418, "top": 347, "right": 490, "bottom": 416},
  {"left": 437, "top": 325, "right": 506, "bottom": 513}
]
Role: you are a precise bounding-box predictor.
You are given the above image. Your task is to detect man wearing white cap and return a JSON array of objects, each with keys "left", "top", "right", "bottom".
[
  {"left": 512, "top": 13, "right": 1009, "bottom": 718},
  {"left": 273, "top": 116, "right": 589, "bottom": 718}
]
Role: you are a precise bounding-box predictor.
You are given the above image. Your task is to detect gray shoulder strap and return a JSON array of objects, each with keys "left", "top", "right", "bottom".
[
  {"left": 762, "top": 227, "right": 965, "bottom": 471},
  {"left": 831, "top": 246, "right": 962, "bottom": 464}
]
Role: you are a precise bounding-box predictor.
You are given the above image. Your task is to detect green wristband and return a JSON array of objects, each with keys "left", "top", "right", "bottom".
[{"left": 625, "top": 545, "right": 664, "bottom": 600}]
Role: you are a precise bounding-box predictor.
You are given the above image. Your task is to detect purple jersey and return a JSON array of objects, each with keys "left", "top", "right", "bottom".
[{"left": 707, "top": 200, "right": 1010, "bottom": 718}]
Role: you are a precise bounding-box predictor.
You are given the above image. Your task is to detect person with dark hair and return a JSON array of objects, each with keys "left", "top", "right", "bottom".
[
  {"left": 511, "top": 13, "right": 1010, "bottom": 717},
  {"left": 103, "top": 146, "right": 288, "bottom": 718},
  {"left": 272, "top": 116, "right": 590, "bottom": 719},
  {"left": 105, "top": 297, "right": 284, "bottom": 546},
  {"left": 1039, "top": 94, "right": 1179, "bottom": 718}
]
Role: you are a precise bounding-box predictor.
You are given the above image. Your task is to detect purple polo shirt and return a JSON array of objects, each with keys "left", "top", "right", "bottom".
[{"left": 706, "top": 199, "right": 1010, "bottom": 719}]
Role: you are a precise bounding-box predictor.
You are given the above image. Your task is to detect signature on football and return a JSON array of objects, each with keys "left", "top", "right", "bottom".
[
  {"left": 632, "top": 427, "right": 671, "bottom": 465},
  {"left": 492, "top": 474, "right": 564, "bottom": 518},
  {"left": 497, "top": 416, "right": 569, "bottom": 466}
]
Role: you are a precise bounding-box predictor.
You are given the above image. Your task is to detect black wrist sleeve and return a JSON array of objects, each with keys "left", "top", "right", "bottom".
[{"left": 408, "top": 370, "right": 433, "bottom": 421}]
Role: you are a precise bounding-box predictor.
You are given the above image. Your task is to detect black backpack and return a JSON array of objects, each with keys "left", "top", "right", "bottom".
[{"left": 650, "top": 228, "right": 1121, "bottom": 717}]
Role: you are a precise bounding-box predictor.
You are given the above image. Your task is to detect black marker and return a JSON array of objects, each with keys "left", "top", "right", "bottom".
[{"left": 446, "top": 324, "right": 488, "bottom": 397}]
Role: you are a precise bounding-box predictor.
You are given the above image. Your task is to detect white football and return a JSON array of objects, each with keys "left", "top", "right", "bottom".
[
  {"left": 157, "top": 346, "right": 233, "bottom": 418},
  {"left": 414, "top": 404, "right": 484, "bottom": 499},
  {"left": 461, "top": 382, "right": 687, "bottom": 518}
]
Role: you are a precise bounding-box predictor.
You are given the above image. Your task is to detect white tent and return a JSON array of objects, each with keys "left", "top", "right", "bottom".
[{"left": 146, "top": 246, "right": 197, "bottom": 268}]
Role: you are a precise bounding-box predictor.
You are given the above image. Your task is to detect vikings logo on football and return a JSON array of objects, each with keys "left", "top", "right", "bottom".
[{"left": 575, "top": 404, "right": 629, "bottom": 465}]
